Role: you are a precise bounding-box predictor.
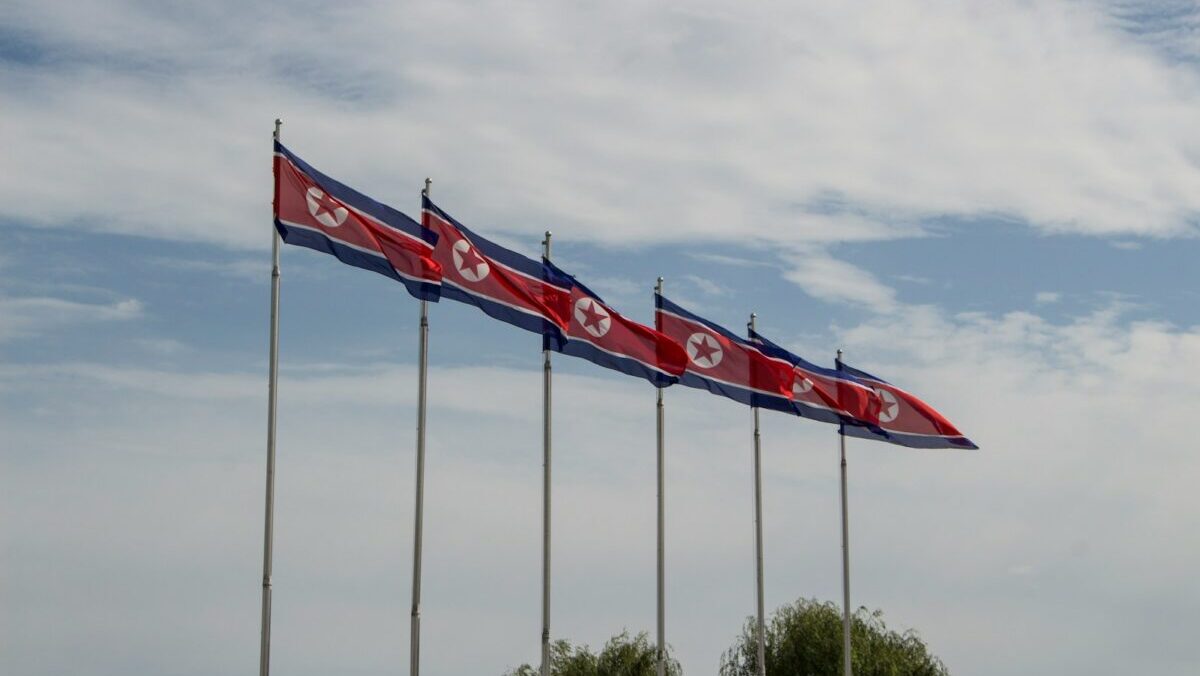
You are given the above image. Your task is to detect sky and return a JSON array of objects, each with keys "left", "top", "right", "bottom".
[{"left": 2, "top": 1, "right": 1199, "bottom": 674}]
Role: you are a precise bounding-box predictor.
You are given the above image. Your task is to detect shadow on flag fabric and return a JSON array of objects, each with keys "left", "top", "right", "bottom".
[
  {"left": 748, "top": 328, "right": 881, "bottom": 427},
  {"left": 836, "top": 359, "right": 978, "bottom": 450},
  {"left": 421, "top": 196, "right": 572, "bottom": 336},
  {"left": 543, "top": 264, "right": 688, "bottom": 387},
  {"left": 655, "top": 294, "right": 794, "bottom": 409},
  {"left": 273, "top": 142, "right": 441, "bottom": 300}
]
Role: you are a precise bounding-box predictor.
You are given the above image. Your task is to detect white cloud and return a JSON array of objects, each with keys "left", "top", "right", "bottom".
[
  {"left": 782, "top": 249, "right": 898, "bottom": 313},
  {"left": 153, "top": 257, "right": 269, "bottom": 282},
  {"left": 1035, "top": 291, "right": 1062, "bottom": 304},
  {"left": 2, "top": 0, "right": 1199, "bottom": 254},
  {"left": 4, "top": 2, "right": 1200, "bottom": 675},
  {"left": 6, "top": 297, "right": 1200, "bottom": 675},
  {"left": 0, "top": 296, "right": 142, "bottom": 341},
  {"left": 1110, "top": 240, "right": 1144, "bottom": 250},
  {"left": 682, "top": 274, "right": 729, "bottom": 297}
]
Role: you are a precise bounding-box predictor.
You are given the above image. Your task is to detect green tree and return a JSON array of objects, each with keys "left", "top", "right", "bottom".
[
  {"left": 504, "top": 630, "right": 682, "bottom": 676},
  {"left": 719, "top": 599, "right": 948, "bottom": 676}
]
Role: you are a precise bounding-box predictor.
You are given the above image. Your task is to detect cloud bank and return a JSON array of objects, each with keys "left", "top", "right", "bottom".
[{"left": 2, "top": 0, "right": 1199, "bottom": 253}]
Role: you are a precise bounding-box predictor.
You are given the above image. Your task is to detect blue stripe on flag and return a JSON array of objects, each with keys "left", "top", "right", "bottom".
[
  {"left": 276, "top": 141, "right": 436, "bottom": 247},
  {"left": 275, "top": 220, "right": 440, "bottom": 301}
]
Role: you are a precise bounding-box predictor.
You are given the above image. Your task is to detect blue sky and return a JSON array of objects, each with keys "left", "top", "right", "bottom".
[{"left": 3, "top": 2, "right": 1200, "bottom": 675}]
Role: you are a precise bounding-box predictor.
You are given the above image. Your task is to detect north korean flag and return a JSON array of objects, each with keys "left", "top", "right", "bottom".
[
  {"left": 655, "top": 294, "right": 794, "bottom": 410},
  {"left": 421, "top": 196, "right": 572, "bottom": 336},
  {"left": 544, "top": 266, "right": 688, "bottom": 387},
  {"left": 836, "top": 360, "right": 978, "bottom": 450},
  {"left": 273, "top": 142, "right": 441, "bottom": 300},
  {"left": 749, "top": 328, "right": 882, "bottom": 427}
]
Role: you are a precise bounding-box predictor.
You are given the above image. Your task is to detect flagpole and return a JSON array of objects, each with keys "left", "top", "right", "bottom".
[
  {"left": 540, "top": 231, "right": 553, "bottom": 676},
  {"left": 258, "top": 118, "right": 283, "bottom": 676},
  {"left": 655, "top": 276, "right": 667, "bottom": 676},
  {"left": 410, "top": 178, "right": 433, "bottom": 676},
  {"left": 748, "top": 313, "right": 766, "bottom": 676},
  {"left": 837, "top": 349, "right": 852, "bottom": 676}
]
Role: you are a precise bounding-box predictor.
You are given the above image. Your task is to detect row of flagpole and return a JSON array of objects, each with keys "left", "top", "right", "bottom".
[
  {"left": 838, "top": 350, "right": 854, "bottom": 676},
  {"left": 541, "top": 232, "right": 553, "bottom": 676},
  {"left": 410, "top": 179, "right": 433, "bottom": 675},
  {"left": 259, "top": 120, "right": 871, "bottom": 676},
  {"left": 656, "top": 278, "right": 668, "bottom": 676},
  {"left": 749, "top": 314, "right": 767, "bottom": 676},
  {"left": 259, "top": 119, "right": 282, "bottom": 676}
]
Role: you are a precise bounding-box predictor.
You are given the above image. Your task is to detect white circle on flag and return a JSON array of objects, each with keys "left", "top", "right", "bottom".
[
  {"left": 686, "top": 332, "right": 723, "bottom": 368},
  {"left": 875, "top": 387, "right": 900, "bottom": 422},
  {"left": 793, "top": 375, "right": 814, "bottom": 395},
  {"left": 573, "top": 297, "right": 612, "bottom": 338},
  {"left": 305, "top": 187, "right": 348, "bottom": 228},
  {"left": 451, "top": 239, "right": 490, "bottom": 282}
]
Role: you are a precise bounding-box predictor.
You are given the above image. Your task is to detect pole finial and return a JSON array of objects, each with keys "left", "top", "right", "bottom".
[
  {"left": 542, "top": 231, "right": 552, "bottom": 259},
  {"left": 422, "top": 177, "right": 432, "bottom": 197},
  {"left": 749, "top": 312, "right": 757, "bottom": 332},
  {"left": 273, "top": 119, "right": 281, "bottom": 140},
  {"left": 655, "top": 276, "right": 664, "bottom": 294}
]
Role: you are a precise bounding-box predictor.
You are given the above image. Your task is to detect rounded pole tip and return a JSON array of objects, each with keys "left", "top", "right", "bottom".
[
  {"left": 657, "top": 276, "right": 664, "bottom": 283},
  {"left": 544, "top": 230, "right": 552, "bottom": 239}
]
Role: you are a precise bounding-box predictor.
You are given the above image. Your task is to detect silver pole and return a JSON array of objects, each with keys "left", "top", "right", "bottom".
[
  {"left": 837, "top": 349, "right": 852, "bottom": 676},
  {"left": 655, "top": 277, "right": 667, "bottom": 676},
  {"left": 749, "top": 314, "right": 766, "bottom": 676},
  {"left": 410, "top": 178, "right": 433, "bottom": 676},
  {"left": 540, "top": 231, "right": 553, "bottom": 676},
  {"left": 259, "top": 118, "right": 282, "bottom": 676}
]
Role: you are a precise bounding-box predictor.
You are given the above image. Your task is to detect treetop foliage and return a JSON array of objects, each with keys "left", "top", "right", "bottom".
[{"left": 719, "top": 598, "right": 949, "bottom": 676}]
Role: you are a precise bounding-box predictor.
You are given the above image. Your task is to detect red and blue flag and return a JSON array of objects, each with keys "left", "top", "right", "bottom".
[
  {"left": 273, "top": 142, "right": 441, "bottom": 300},
  {"left": 655, "top": 294, "right": 794, "bottom": 409},
  {"left": 749, "top": 328, "right": 882, "bottom": 427},
  {"left": 836, "top": 359, "right": 978, "bottom": 449},
  {"left": 421, "top": 196, "right": 572, "bottom": 336},
  {"left": 544, "top": 267, "right": 688, "bottom": 387}
]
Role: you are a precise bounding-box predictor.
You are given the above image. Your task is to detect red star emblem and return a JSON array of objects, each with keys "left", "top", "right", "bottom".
[
  {"left": 690, "top": 334, "right": 720, "bottom": 363},
  {"left": 578, "top": 299, "right": 608, "bottom": 331},
  {"left": 313, "top": 192, "right": 343, "bottom": 221},
  {"left": 457, "top": 242, "right": 488, "bottom": 276}
]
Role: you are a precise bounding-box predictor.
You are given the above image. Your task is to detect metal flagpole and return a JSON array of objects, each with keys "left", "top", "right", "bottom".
[
  {"left": 540, "top": 231, "right": 553, "bottom": 676},
  {"left": 655, "top": 277, "right": 667, "bottom": 676},
  {"left": 259, "top": 118, "right": 283, "bottom": 676},
  {"left": 410, "top": 178, "right": 433, "bottom": 676},
  {"left": 837, "top": 349, "right": 853, "bottom": 676},
  {"left": 749, "top": 314, "right": 767, "bottom": 676}
]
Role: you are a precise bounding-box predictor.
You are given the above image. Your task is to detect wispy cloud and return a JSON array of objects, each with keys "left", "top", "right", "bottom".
[
  {"left": 781, "top": 249, "right": 898, "bottom": 314},
  {"left": 152, "top": 257, "right": 268, "bottom": 282},
  {"left": 0, "top": 295, "right": 142, "bottom": 341},
  {"left": 6, "top": 298, "right": 1200, "bottom": 675},
  {"left": 3, "top": 0, "right": 1200, "bottom": 254},
  {"left": 686, "top": 252, "right": 777, "bottom": 269},
  {"left": 682, "top": 273, "right": 729, "bottom": 297}
]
